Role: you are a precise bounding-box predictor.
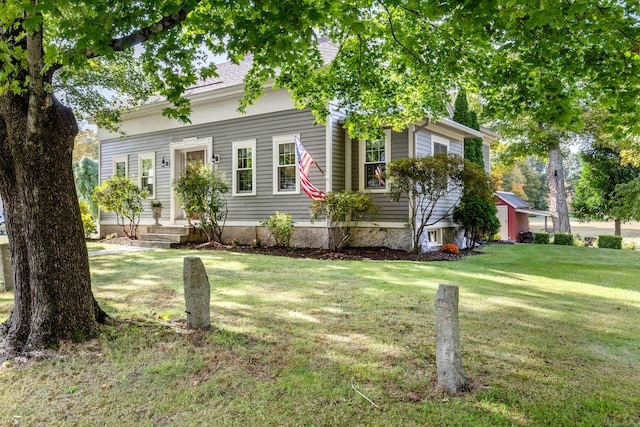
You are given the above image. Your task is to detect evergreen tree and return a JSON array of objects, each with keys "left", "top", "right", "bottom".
[
  {"left": 452, "top": 88, "right": 470, "bottom": 125},
  {"left": 452, "top": 89, "right": 484, "bottom": 168},
  {"left": 467, "top": 111, "right": 485, "bottom": 168}
]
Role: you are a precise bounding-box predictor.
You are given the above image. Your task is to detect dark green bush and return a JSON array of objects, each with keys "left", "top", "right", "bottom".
[
  {"left": 533, "top": 232, "right": 550, "bottom": 244},
  {"left": 553, "top": 233, "right": 574, "bottom": 246},
  {"left": 598, "top": 235, "right": 622, "bottom": 250}
]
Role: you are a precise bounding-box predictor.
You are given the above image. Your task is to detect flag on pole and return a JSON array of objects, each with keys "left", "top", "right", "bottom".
[
  {"left": 294, "top": 135, "right": 325, "bottom": 201},
  {"left": 374, "top": 154, "right": 386, "bottom": 187}
]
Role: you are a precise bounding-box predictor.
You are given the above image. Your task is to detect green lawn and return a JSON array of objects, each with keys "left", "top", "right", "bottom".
[{"left": 0, "top": 244, "right": 638, "bottom": 426}]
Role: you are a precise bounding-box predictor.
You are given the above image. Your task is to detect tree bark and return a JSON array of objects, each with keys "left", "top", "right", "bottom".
[
  {"left": 614, "top": 219, "right": 621, "bottom": 236},
  {"left": 547, "top": 143, "right": 572, "bottom": 234},
  {"left": 0, "top": 23, "right": 106, "bottom": 355}
]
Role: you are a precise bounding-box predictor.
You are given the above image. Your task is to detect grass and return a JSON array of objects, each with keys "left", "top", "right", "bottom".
[{"left": 0, "top": 244, "right": 639, "bottom": 426}]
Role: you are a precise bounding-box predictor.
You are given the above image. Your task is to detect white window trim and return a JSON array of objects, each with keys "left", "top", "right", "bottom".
[
  {"left": 272, "top": 134, "right": 300, "bottom": 195},
  {"left": 232, "top": 139, "right": 257, "bottom": 197},
  {"left": 113, "top": 155, "right": 128, "bottom": 177},
  {"left": 138, "top": 152, "right": 155, "bottom": 199},
  {"left": 427, "top": 228, "right": 442, "bottom": 246},
  {"left": 432, "top": 134, "right": 450, "bottom": 155},
  {"left": 359, "top": 128, "right": 391, "bottom": 193}
]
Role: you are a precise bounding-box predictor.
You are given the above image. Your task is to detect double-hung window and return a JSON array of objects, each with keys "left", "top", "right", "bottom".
[
  {"left": 113, "top": 155, "right": 128, "bottom": 177},
  {"left": 360, "top": 129, "right": 391, "bottom": 191},
  {"left": 232, "top": 140, "right": 256, "bottom": 196},
  {"left": 138, "top": 152, "right": 155, "bottom": 198},
  {"left": 273, "top": 135, "right": 298, "bottom": 194}
]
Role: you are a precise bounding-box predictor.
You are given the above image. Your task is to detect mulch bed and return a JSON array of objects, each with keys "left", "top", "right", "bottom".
[
  {"left": 177, "top": 241, "right": 470, "bottom": 261},
  {"left": 94, "top": 237, "right": 497, "bottom": 261}
]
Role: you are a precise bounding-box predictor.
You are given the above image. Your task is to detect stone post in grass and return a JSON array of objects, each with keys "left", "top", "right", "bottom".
[
  {"left": 183, "top": 256, "right": 211, "bottom": 329},
  {"left": 434, "top": 284, "right": 466, "bottom": 393},
  {"left": 0, "top": 243, "right": 13, "bottom": 292}
]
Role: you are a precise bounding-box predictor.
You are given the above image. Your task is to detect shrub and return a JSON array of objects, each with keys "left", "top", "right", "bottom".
[
  {"left": 79, "top": 200, "right": 97, "bottom": 237},
  {"left": 440, "top": 243, "right": 459, "bottom": 254},
  {"left": 492, "top": 234, "right": 501, "bottom": 241},
  {"left": 93, "top": 175, "right": 149, "bottom": 239},
  {"left": 623, "top": 241, "right": 636, "bottom": 251},
  {"left": 250, "top": 239, "right": 262, "bottom": 249},
  {"left": 533, "top": 232, "right": 550, "bottom": 244},
  {"left": 260, "top": 211, "right": 295, "bottom": 247},
  {"left": 230, "top": 237, "right": 240, "bottom": 248},
  {"left": 553, "top": 233, "right": 574, "bottom": 246},
  {"left": 173, "top": 161, "right": 229, "bottom": 243},
  {"left": 598, "top": 235, "right": 622, "bottom": 250},
  {"left": 453, "top": 196, "right": 499, "bottom": 251},
  {"left": 310, "top": 191, "right": 379, "bottom": 251}
]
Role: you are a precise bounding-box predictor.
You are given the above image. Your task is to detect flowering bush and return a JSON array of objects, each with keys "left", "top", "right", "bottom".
[
  {"left": 440, "top": 243, "right": 459, "bottom": 254},
  {"left": 250, "top": 239, "right": 262, "bottom": 249},
  {"left": 230, "top": 237, "right": 240, "bottom": 248}
]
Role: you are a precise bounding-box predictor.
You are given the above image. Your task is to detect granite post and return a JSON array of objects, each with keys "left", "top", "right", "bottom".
[
  {"left": 434, "top": 284, "right": 466, "bottom": 393},
  {"left": 0, "top": 243, "right": 13, "bottom": 292},
  {"left": 183, "top": 256, "right": 211, "bottom": 329}
]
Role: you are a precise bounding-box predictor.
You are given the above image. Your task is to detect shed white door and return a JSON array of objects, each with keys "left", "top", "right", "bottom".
[{"left": 497, "top": 205, "right": 508, "bottom": 240}]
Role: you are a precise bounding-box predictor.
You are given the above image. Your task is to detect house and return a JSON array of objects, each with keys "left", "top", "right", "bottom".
[
  {"left": 494, "top": 191, "right": 551, "bottom": 242},
  {"left": 96, "top": 45, "right": 497, "bottom": 251}
]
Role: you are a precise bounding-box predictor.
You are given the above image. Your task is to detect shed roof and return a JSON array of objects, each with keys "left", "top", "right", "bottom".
[
  {"left": 495, "top": 191, "right": 531, "bottom": 209},
  {"left": 495, "top": 191, "right": 551, "bottom": 217}
]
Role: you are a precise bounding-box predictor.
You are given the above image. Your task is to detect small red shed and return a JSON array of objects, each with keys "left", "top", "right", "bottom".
[{"left": 495, "top": 191, "right": 550, "bottom": 242}]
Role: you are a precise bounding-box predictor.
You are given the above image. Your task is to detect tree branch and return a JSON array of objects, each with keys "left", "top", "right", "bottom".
[
  {"left": 47, "top": 0, "right": 201, "bottom": 79},
  {"left": 377, "top": 0, "right": 425, "bottom": 66}
]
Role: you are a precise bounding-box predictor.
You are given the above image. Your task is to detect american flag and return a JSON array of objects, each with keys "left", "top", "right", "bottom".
[
  {"left": 374, "top": 154, "right": 385, "bottom": 186},
  {"left": 295, "top": 135, "right": 325, "bottom": 200}
]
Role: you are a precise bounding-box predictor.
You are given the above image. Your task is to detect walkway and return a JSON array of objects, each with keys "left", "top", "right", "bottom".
[{"left": 88, "top": 246, "right": 157, "bottom": 257}]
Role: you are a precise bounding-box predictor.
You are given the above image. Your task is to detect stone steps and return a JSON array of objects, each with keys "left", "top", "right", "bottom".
[
  {"left": 132, "top": 224, "right": 204, "bottom": 249},
  {"left": 138, "top": 233, "right": 185, "bottom": 243}
]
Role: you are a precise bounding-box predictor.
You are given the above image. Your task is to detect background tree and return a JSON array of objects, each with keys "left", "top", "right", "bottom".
[
  {"left": 72, "top": 128, "right": 99, "bottom": 162},
  {"left": 573, "top": 146, "right": 640, "bottom": 236},
  {"left": 73, "top": 157, "right": 99, "bottom": 219},
  {"left": 495, "top": 157, "right": 549, "bottom": 210}
]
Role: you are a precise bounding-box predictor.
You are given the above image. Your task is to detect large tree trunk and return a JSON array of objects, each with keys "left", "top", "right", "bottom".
[
  {"left": 547, "top": 143, "right": 572, "bottom": 234},
  {"left": 0, "top": 24, "right": 106, "bottom": 355}
]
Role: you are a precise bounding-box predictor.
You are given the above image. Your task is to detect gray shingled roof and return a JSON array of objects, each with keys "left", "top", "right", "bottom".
[
  {"left": 495, "top": 191, "right": 531, "bottom": 209},
  {"left": 147, "top": 39, "right": 339, "bottom": 104}
]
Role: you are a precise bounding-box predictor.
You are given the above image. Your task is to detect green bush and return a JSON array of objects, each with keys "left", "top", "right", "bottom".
[
  {"left": 172, "top": 161, "right": 229, "bottom": 243},
  {"left": 310, "top": 191, "right": 379, "bottom": 251},
  {"left": 533, "top": 232, "right": 550, "bottom": 244},
  {"left": 79, "top": 200, "right": 97, "bottom": 237},
  {"left": 261, "top": 211, "right": 295, "bottom": 247},
  {"left": 93, "top": 175, "right": 149, "bottom": 239},
  {"left": 598, "top": 235, "right": 622, "bottom": 250},
  {"left": 553, "top": 233, "right": 574, "bottom": 246}
]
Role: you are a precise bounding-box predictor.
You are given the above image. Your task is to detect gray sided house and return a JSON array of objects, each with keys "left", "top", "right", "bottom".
[{"left": 97, "top": 58, "right": 495, "bottom": 251}]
